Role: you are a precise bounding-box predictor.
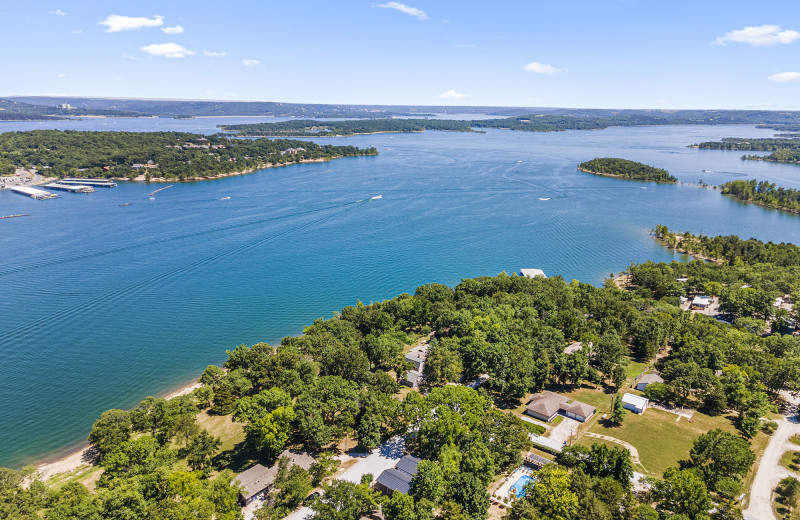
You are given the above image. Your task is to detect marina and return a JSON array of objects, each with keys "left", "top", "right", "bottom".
[
  {"left": 61, "top": 178, "right": 117, "bottom": 188},
  {"left": 42, "top": 183, "right": 97, "bottom": 193},
  {"left": 10, "top": 186, "right": 60, "bottom": 200}
]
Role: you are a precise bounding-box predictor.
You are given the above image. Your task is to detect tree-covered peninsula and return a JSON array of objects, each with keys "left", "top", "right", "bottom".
[
  {"left": 4, "top": 226, "right": 798, "bottom": 519},
  {"left": 693, "top": 137, "right": 800, "bottom": 165},
  {"left": 0, "top": 130, "right": 377, "bottom": 180},
  {"left": 719, "top": 179, "right": 800, "bottom": 214},
  {"left": 221, "top": 119, "right": 479, "bottom": 136},
  {"left": 578, "top": 157, "right": 677, "bottom": 182}
]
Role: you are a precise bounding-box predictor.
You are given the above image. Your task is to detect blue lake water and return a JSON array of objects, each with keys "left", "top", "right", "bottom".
[{"left": 1, "top": 118, "right": 799, "bottom": 467}]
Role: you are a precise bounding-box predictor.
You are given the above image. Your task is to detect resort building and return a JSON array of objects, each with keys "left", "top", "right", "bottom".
[
  {"left": 525, "top": 391, "right": 596, "bottom": 423},
  {"left": 520, "top": 268, "right": 547, "bottom": 279},
  {"left": 374, "top": 455, "right": 421, "bottom": 496},
  {"left": 235, "top": 450, "right": 315, "bottom": 505},
  {"left": 635, "top": 373, "right": 664, "bottom": 392},
  {"left": 621, "top": 393, "right": 649, "bottom": 414}
]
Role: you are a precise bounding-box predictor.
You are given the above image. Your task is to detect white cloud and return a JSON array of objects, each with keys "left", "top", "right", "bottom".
[
  {"left": 523, "top": 61, "right": 567, "bottom": 75},
  {"left": 161, "top": 25, "right": 184, "bottom": 34},
  {"left": 140, "top": 42, "right": 195, "bottom": 59},
  {"left": 57, "top": 73, "right": 66, "bottom": 78},
  {"left": 714, "top": 25, "right": 800, "bottom": 46},
  {"left": 242, "top": 59, "right": 260, "bottom": 67},
  {"left": 439, "top": 89, "right": 470, "bottom": 100},
  {"left": 203, "top": 50, "right": 227, "bottom": 57},
  {"left": 376, "top": 2, "right": 427, "bottom": 20},
  {"left": 100, "top": 14, "right": 164, "bottom": 32},
  {"left": 49, "top": 9, "right": 66, "bottom": 16},
  {"left": 769, "top": 71, "right": 800, "bottom": 82}
]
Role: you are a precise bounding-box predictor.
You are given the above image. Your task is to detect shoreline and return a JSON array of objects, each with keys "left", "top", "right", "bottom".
[
  {"left": 577, "top": 166, "right": 677, "bottom": 184},
  {"left": 32, "top": 379, "right": 202, "bottom": 481},
  {"left": 108, "top": 155, "right": 364, "bottom": 183}
]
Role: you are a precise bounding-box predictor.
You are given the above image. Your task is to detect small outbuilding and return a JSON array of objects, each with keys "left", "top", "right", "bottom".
[
  {"left": 635, "top": 373, "right": 664, "bottom": 392},
  {"left": 621, "top": 393, "right": 649, "bottom": 414},
  {"left": 520, "top": 268, "right": 547, "bottom": 279}
]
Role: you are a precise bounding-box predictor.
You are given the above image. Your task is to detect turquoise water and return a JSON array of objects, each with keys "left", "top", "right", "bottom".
[
  {"left": 510, "top": 475, "right": 534, "bottom": 497},
  {"left": 2, "top": 119, "right": 800, "bottom": 468}
]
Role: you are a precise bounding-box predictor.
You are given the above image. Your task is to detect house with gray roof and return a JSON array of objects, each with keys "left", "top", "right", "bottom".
[
  {"left": 374, "top": 455, "right": 421, "bottom": 496},
  {"left": 525, "top": 391, "right": 596, "bottom": 423},
  {"left": 235, "top": 450, "right": 315, "bottom": 505},
  {"left": 635, "top": 373, "right": 664, "bottom": 392}
]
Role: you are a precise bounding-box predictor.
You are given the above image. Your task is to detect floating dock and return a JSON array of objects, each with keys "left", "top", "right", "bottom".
[
  {"left": 43, "top": 183, "right": 96, "bottom": 193},
  {"left": 10, "top": 186, "right": 60, "bottom": 200},
  {"left": 0, "top": 213, "right": 31, "bottom": 219},
  {"left": 61, "top": 178, "right": 117, "bottom": 188}
]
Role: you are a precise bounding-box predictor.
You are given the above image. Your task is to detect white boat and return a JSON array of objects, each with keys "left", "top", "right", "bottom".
[
  {"left": 149, "top": 197, "right": 155, "bottom": 201},
  {"left": 538, "top": 197, "right": 550, "bottom": 201},
  {"left": 221, "top": 196, "right": 231, "bottom": 200},
  {"left": 371, "top": 194, "right": 382, "bottom": 200}
]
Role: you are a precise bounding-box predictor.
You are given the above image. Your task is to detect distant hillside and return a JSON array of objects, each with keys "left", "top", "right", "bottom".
[{"left": 0, "top": 98, "right": 140, "bottom": 120}]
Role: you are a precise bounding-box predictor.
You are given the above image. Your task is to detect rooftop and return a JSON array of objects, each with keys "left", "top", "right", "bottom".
[
  {"left": 621, "top": 392, "right": 649, "bottom": 409},
  {"left": 520, "top": 268, "right": 547, "bottom": 279},
  {"left": 638, "top": 373, "right": 664, "bottom": 385}
]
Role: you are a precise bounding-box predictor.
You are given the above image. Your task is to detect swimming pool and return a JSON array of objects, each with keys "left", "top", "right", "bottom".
[{"left": 509, "top": 475, "right": 534, "bottom": 498}]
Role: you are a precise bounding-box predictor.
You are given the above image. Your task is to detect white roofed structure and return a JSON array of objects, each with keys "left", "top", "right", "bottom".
[{"left": 520, "top": 268, "right": 547, "bottom": 279}]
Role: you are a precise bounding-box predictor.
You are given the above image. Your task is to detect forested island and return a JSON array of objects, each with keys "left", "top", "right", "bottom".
[
  {"left": 578, "top": 158, "right": 677, "bottom": 182},
  {"left": 3, "top": 227, "right": 799, "bottom": 519},
  {"left": 221, "top": 119, "right": 479, "bottom": 137},
  {"left": 693, "top": 137, "right": 800, "bottom": 165},
  {"left": 718, "top": 179, "right": 800, "bottom": 214},
  {"left": 0, "top": 130, "right": 377, "bottom": 180}
]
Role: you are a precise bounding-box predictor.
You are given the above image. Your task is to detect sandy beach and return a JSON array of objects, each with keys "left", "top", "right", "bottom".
[{"left": 33, "top": 380, "right": 203, "bottom": 481}]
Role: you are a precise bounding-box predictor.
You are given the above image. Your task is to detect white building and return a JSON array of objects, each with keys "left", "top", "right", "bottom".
[
  {"left": 621, "top": 393, "right": 649, "bottom": 414},
  {"left": 520, "top": 268, "right": 547, "bottom": 279}
]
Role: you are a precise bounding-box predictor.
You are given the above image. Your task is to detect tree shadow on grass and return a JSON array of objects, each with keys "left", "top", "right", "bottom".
[{"left": 212, "top": 440, "right": 260, "bottom": 473}]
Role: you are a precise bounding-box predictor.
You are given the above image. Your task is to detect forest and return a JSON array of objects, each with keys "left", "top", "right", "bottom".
[
  {"left": 694, "top": 137, "right": 800, "bottom": 151},
  {"left": 221, "top": 119, "right": 478, "bottom": 137},
  {"left": 0, "top": 130, "right": 377, "bottom": 180},
  {"left": 3, "top": 226, "right": 799, "bottom": 519},
  {"left": 578, "top": 158, "right": 676, "bottom": 182},
  {"left": 719, "top": 179, "right": 800, "bottom": 213}
]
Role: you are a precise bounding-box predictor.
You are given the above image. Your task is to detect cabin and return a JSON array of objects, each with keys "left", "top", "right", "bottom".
[
  {"left": 235, "top": 450, "right": 315, "bottom": 505},
  {"left": 402, "top": 344, "right": 429, "bottom": 388},
  {"left": 520, "top": 268, "right": 547, "bottom": 279},
  {"left": 621, "top": 393, "right": 649, "bottom": 414},
  {"left": 374, "top": 455, "right": 421, "bottom": 496},
  {"left": 525, "top": 391, "right": 596, "bottom": 423},
  {"left": 635, "top": 373, "right": 664, "bottom": 392}
]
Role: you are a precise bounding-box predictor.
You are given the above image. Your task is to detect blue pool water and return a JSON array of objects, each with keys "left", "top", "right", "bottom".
[
  {"left": 510, "top": 475, "right": 534, "bottom": 497},
  {"left": 2, "top": 118, "right": 800, "bottom": 467}
]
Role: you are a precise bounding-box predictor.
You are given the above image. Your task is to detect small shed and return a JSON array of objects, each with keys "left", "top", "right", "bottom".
[{"left": 621, "top": 393, "right": 649, "bottom": 414}]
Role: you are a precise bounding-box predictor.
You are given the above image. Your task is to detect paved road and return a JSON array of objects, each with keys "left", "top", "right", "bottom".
[
  {"left": 281, "top": 436, "right": 405, "bottom": 520},
  {"left": 743, "top": 391, "right": 800, "bottom": 520}
]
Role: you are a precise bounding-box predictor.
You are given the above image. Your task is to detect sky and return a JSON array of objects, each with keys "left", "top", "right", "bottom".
[{"left": 3, "top": 0, "right": 800, "bottom": 110}]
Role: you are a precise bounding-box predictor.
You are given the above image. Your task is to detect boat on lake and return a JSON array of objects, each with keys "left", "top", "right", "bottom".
[
  {"left": 538, "top": 197, "right": 551, "bottom": 201},
  {"left": 221, "top": 196, "right": 231, "bottom": 200},
  {"left": 119, "top": 203, "right": 131, "bottom": 207}
]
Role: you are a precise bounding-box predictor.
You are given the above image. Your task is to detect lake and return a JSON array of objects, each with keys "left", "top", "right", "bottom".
[{"left": 1, "top": 118, "right": 797, "bottom": 467}]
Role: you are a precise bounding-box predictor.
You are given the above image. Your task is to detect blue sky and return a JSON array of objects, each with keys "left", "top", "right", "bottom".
[{"left": 4, "top": 1, "right": 800, "bottom": 109}]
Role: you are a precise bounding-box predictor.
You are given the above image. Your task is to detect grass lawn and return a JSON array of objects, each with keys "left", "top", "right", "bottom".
[
  {"left": 781, "top": 450, "right": 800, "bottom": 473},
  {"left": 623, "top": 361, "right": 650, "bottom": 385},
  {"left": 46, "top": 464, "right": 103, "bottom": 492},
  {"left": 196, "top": 410, "right": 245, "bottom": 452},
  {"left": 791, "top": 435, "right": 800, "bottom": 447},
  {"left": 560, "top": 385, "right": 615, "bottom": 414},
  {"left": 586, "top": 405, "right": 741, "bottom": 478}
]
